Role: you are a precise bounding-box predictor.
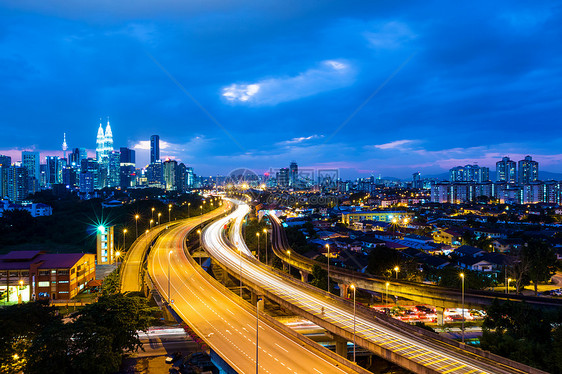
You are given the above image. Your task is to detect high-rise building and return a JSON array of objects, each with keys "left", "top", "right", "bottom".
[
  {"left": 96, "top": 121, "right": 105, "bottom": 163},
  {"left": 81, "top": 158, "right": 101, "bottom": 190},
  {"left": 0, "top": 155, "right": 11, "bottom": 198},
  {"left": 518, "top": 155, "right": 539, "bottom": 185},
  {"left": 163, "top": 159, "right": 178, "bottom": 191},
  {"left": 289, "top": 161, "right": 298, "bottom": 187},
  {"left": 147, "top": 160, "right": 164, "bottom": 187},
  {"left": 449, "top": 165, "right": 490, "bottom": 183},
  {"left": 21, "top": 151, "right": 40, "bottom": 194},
  {"left": 45, "top": 156, "right": 60, "bottom": 186},
  {"left": 277, "top": 168, "right": 289, "bottom": 188},
  {"left": 7, "top": 166, "right": 28, "bottom": 203},
  {"left": 496, "top": 157, "right": 516, "bottom": 183},
  {"left": 69, "top": 148, "right": 87, "bottom": 168},
  {"left": 108, "top": 151, "right": 121, "bottom": 188},
  {"left": 150, "top": 135, "right": 160, "bottom": 164},
  {"left": 412, "top": 172, "right": 422, "bottom": 189},
  {"left": 119, "top": 147, "right": 136, "bottom": 190}
]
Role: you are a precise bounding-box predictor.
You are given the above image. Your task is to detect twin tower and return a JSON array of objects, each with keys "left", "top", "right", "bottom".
[{"left": 95, "top": 119, "right": 114, "bottom": 163}]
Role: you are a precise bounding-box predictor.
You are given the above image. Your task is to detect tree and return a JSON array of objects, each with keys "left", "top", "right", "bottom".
[
  {"left": 522, "top": 239, "right": 556, "bottom": 296},
  {"left": 310, "top": 264, "right": 328, "bottom": 291},
  {"left": 366, "top": 246, "right": 402, "bottom": 277},
  {"left": 0, "top": 302, "right": 59, "bottom": 374}
]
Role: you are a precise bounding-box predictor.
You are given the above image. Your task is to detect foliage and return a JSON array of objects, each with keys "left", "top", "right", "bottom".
[
  {"left": 481, "top": 299, "right": 562, "bottom": 373},
  {"left": 0, "top": 294, "right": 156, "bottom": 374},
  {"left": 284, "top": 226, "right": 317, "bottom": 255},
  {"left": 366, "top": 246, "right": 402, "bottom": 277},
  {"left": 100, "top": 267, "right": 121, "bottom": 296},
  {"left": 426, "top": 267, "right": 494, "bottom": 290},
  {"left": 522, "top": 239, "right": 557, "bottom": 295},
  {"left": 310, "top": 264, "right": 328, "bottom": 291}
]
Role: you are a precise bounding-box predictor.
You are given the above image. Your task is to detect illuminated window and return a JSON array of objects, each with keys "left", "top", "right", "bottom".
[{"left": 38, "top": 281, "right": 49, "bottom": 287}]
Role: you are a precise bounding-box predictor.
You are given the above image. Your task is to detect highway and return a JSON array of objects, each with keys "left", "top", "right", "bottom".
[
  {"left": 202, "top": 199, "right": 545, "bottom": 374},
  {"left": 147, "top": 203, "right": 366, "bottom": 374},
  {"left": 268, "top": 214, "right": 562, "bottom": 310},
  {"left": 121, "top": 205, "right": 230, "bottom": 293}
]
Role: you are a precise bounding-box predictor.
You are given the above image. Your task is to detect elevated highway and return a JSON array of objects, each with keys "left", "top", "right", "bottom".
[
  {"left": 120, "top": 205, "right": 231, "bottom": 293},
  {"left": 268, "top": 214, "right": 562, "bottom": 310},
  {"left": 202, "top": 200, "right": 545, "bottom": 374},
  {"left": 147, "top": 203, "right": 367, "bottom": 374}
]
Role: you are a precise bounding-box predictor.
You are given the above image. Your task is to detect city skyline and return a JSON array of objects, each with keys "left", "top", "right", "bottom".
[{"left": 1, "top": 1, "right": 561, "bottom": 178}]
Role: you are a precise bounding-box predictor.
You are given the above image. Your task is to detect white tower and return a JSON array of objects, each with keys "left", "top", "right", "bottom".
[
  {"left": 62, "top": 133, "right": 68, "bottom": 160},
  {"left": 96, "top": 120, "right": 105, "bottom": 162},
  {"left": 104, "top": 118, "right": 113, "bottom": 158}
]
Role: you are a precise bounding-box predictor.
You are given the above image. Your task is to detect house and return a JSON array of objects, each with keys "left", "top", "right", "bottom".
[
  {"left": 417, "top": 254, "right": 450, "bottom": 270},
  {"left": 454, "top": 245, "right": 486, "bottom": 258},
  {"left": 491, "top": 238, "right": 524, "bottom": 253},
  {"left": 473, "top": 228, "right": 504, "bottom": 240},
  {"left": 433, "top": 228, "right": 463, "bottom": 246},
  {"left": 457, "top": 257, "right": 496, "bottom": 272}
]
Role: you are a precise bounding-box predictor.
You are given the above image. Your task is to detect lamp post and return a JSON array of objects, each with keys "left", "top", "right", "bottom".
[
  {"left": 200, "top": 205, "right": 203, "bottom": 225},
  {"left": 263, "top": 228, "right": 268, "bottom": 265},
  {"left": 460, "top": 272, "right": 465, "bottom": 343},
  {"left": 325, "top": 244, "right": 330, "bottom": 293},
  {"left": 507, "top": 278, "right": 512, "bottom": 295},
  {"left": 287, "top": 250, "right": 291, "bottom": 274},
  {"left": 150, "top": 219, "right": 154, "bottom": 229},
  {"left": 394, "top": 266, "right": 399, "bottom": 280},
  {"left": 123, "top": 228, "right": 127, "bottom": 250},
  {"left": 158, "top": 212, "right": 162, "bottom": 225},
  {"left": 168, "top": 250, "right": 173, "bottom": 304},
  {"left": 256, "top": 297, "right": 262, "bottom": 374},
  {"left": 350, "top": 284, "right": 357, "bottom": 363},
  {"left": 168, "top": 204, "right": 172, "bottom": 222},
  {"left": 256, "top": 232, "right": 260, "bottom": 261},
  {"left": 151, "top": 207, "right": 155, "bottom": 222},
  {"left": 188, "top": 202, "right": 191, "bottom": 217},
  {"left": 135, "top": 214, "right": 139, "bottom": 237},
  {"left": 197, "top": 229, "right": 202, "bottom": 266}
]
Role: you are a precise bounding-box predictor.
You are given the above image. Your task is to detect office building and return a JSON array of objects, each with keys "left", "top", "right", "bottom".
[
  {"left": 518, "top": 155, "right": 539, "bottom": 185},
  {"left": 147, "top": 161, "right": 164, "bottom": 187},
  {"left": 150, "top": 135, "right": 160, "bottom": 164},
  {"left": 0, "top": 155, "right": 11, "bottom": 198},
  {"left": 108, "top": 151, "right": 121, "bottom": 188},
  {"left": 7, "top": 166, "right": 28, "bottom": 203},
  {"left": 277, "top": 168, "right": 289, "bottom": 188},
  {"left": 119, "top": 147, "right": 136, "bottom": 190},
  {"left": 496, "top": 157, "right": 517, "bottom": 183},
  {"left": 22, "top": 151, "right": 40, "bottom": 194}
]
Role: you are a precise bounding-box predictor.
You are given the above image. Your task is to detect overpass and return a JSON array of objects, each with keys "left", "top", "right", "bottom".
[
  {"left": 120, "top": 204, "right": 232, "bottom": 293},
  {"left": 147, "top": 202, "right": 367, "bottom": 374},
  {"left": 268, "top": 214, "right": 562, "bottom": 310},
  {"left": 202, "top": 200, "right": 546, "bottom": 374}
]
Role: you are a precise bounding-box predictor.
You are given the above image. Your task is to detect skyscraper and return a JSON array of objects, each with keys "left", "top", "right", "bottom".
[
  {"left": 150, "top": 135, "right": 160, "bottom": 164},
  {"left": 7, "top": 166, "right": 28, "bottom": 203},
  {"left": 289, "top": 161, "right": 298, "bottom": 187},
  {"left": 163, "top": 159, "right": 177, "bottom": 191},
  {"left": 518, "top": 155, "right": 539, "bottom": 185},
  {"left": 45, "top": 156, "right": 60, "bottom": 186},
  {"left": 496, "top": 157, "right": 517, "bottom": 183},
  {"left": 96, "top": 121, "right": 105, "bottom": 162},
  {"left": 22, "top": 151, "right": 40, "bottom": 194},
  {"left": 119, "top": 147, "right": 136, "bottom": 190},
  {"left": 108, "top": 151, "right": 121, "bottom": 188}
]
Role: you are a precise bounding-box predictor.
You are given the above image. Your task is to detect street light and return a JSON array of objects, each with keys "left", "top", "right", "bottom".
[
  {"left": 151, "top": 207, "right": 155, "bottom": 221},
  {"left": 168, "top": 250, "right": 173, "bottom": 304},
  {"left": 123, "top": 228, "right": 127, "bottom": 250},
  {"left": 135, "top": 214, "right": 139, "bottom": 237},
  {"left": 263, "top": 228, "right": 268, "bottom": 266},
  {"left": 168, "top": 204, "right": 172, "bottom": 222},
  {"left": 287, "top": 250, "right": 291, "bottom": 274},
  {"left": 325, "top": 244, "right": 330, "bottom": 293},
  {"left": 507, "top": 278, "right": 512, "bottom": 294},
  {"left": 188, "top": 202, "right": 191, "bottom": 217},
  {"left": 394, "top": 266, "right": 399, "bottom": 280},
  {"left": 460, "top": 272, "right": 465, "bottom": 344},
  {"left": 350, "top": 284, "right": 357, "bottom": 363},
  {"left": 150, "top": 219, "right": 154, "bottom": 229},
  {"left": 200, "top": 205, "right": 203, "bottom": 225},
  {"left": 256, "top": 232, "right": 260, "bottom": 261},
  {"left": 158, "top": 212, "right": 162, "bottom": 225}
]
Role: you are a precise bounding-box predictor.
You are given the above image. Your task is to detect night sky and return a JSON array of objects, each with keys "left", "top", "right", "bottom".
[{"left": 1, "top": 1, "right": 561, "bottom": 178}]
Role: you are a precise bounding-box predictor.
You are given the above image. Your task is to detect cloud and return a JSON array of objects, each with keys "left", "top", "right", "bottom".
[
  {"left": 276, "top": 135, "right": 324, "bottom": 146},
  {"left": 221, "top": 59, "right": 355, "bottom": 105},
  {"left": 374, "top": 139, "right": 415, "bottom": 150},
  {"left": 365, "top": 21, "right": 417, "bottom": 49}
]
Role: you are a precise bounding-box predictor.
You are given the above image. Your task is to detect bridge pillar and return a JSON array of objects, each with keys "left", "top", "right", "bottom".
[
  {"left": 334, "top": 336, "right": 348, "bottom": 358},
  {"left": 251, "top": 293, "right": 265, "bottom": 311},
  {"left": 339, "top": 283, "right": 349, "bottom": 298},
  {"left": 299, "top": 270, "right": 309, "bottom": 283},
  {"left": 437, "top": 307, "right": 445, "bottom": 326}
]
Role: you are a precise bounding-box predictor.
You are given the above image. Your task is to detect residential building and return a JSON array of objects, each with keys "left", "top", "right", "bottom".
[
  {"left": 7, "top": 166, "right": 28, "bottom": 203},
  {"left": 163, "top": 159, "right": 178, "bottom": 191},
  {"left": 518, "top": 155, "right": 539, "bottom": 185},
  {"left": 21, "top": 151, "right": 40, "bottom": 194},
  {"left": 96, "top": 225, "right": 115, "bottom": 265},
  {"left": 496, "top": 156, "right": 517, "bottom": 183}
]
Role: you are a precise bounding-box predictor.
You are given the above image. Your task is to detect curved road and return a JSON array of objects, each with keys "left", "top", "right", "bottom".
[{"left": 147, "top": 204, "right": 364, "bottom": 374}]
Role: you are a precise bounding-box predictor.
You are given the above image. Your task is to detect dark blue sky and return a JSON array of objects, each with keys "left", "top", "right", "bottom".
[{"left": 1, "top": 1, "right": 561, "bottom": 178}]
